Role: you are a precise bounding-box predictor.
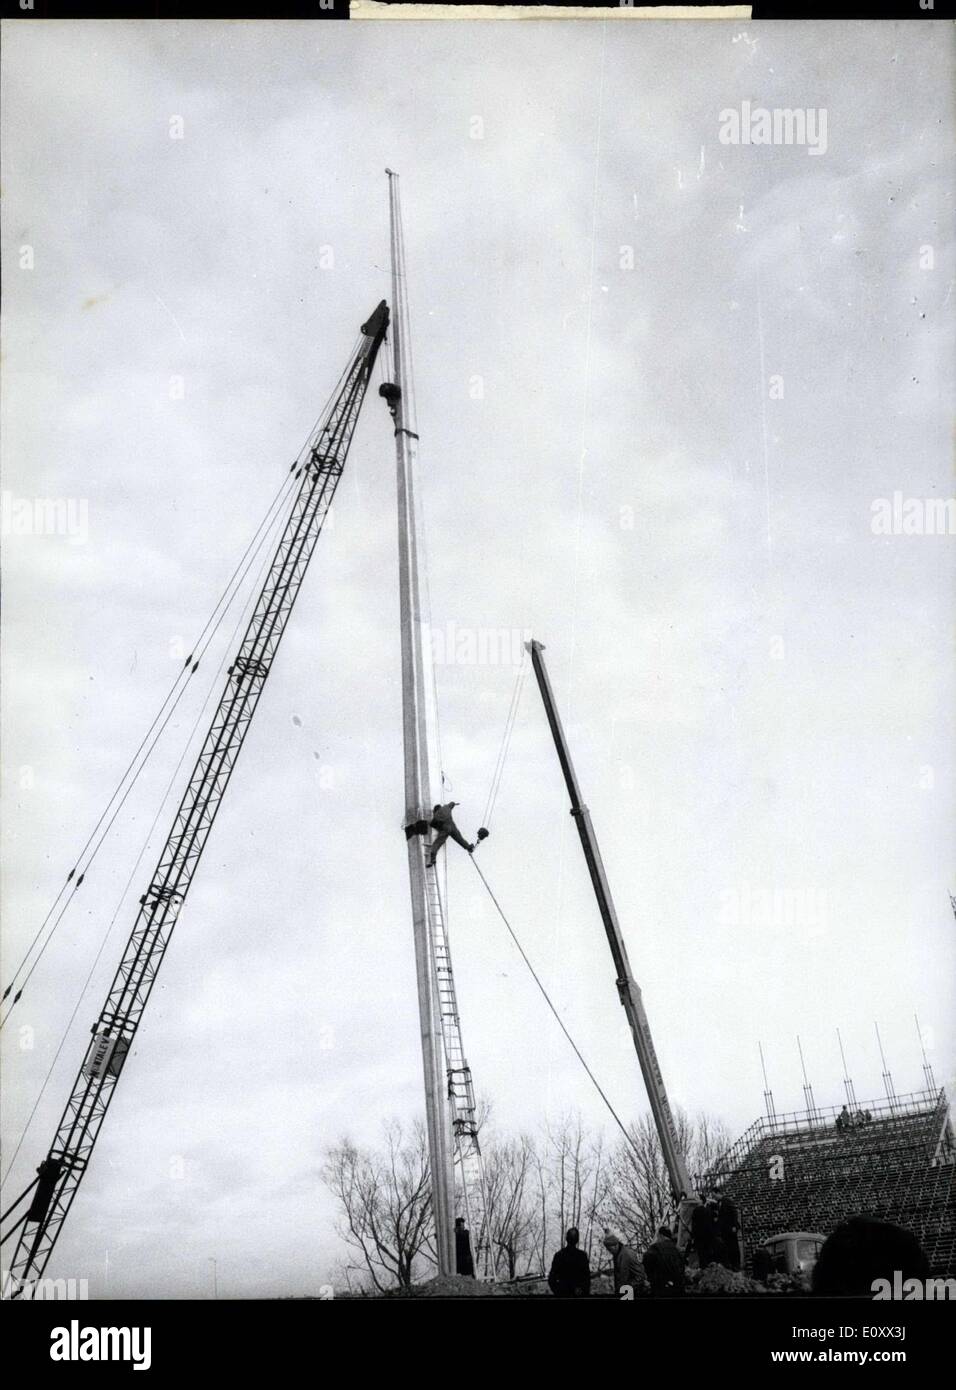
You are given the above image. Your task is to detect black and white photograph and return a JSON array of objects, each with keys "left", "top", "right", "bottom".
[{"left": 1, "top": 5, "right": 953, "bottom": 1364}]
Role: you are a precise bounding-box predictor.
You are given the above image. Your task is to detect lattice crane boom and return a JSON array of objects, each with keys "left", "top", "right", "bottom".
[{"left": 5, "top": 302, "right": 389, "bottom": 1295}]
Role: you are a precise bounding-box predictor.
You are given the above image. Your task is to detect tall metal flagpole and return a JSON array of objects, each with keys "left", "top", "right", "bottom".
[{"left": 386, "top": 169, "right": 456, "bottom": 1275}]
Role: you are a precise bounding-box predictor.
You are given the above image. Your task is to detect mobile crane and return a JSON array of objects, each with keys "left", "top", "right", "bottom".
[
  {"left": 525, "top": 639, "right": 699, "bottom": 1244},
  {"left": 3, "top": 302, "right": 389, "bottom": 1295}
]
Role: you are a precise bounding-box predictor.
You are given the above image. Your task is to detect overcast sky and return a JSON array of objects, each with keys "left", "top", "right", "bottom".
[{"left": 1, "top": 18, "right": 953, "bottom": 1298}]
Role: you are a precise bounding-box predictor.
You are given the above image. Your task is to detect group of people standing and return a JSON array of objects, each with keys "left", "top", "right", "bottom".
[
  {"left": 835, "top": 1104, "right": 873, "bottom": 1131},
  {"left": 547, "top": 1226, "right": 680, "bottom": 1298},
  {"left": 688, "top": 1191, "right": 742, "bottom": 1272},
  {"left": 547, "top": 1193, "right": 742, "bottom": 1298}
]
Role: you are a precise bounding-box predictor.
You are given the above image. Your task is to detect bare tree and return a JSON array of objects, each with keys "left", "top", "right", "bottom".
[
  {"left": 603, "top": 1113, "right": 670, "bottom": 1251},
  {"left": 545, "top": 1113, "right": 609, "bottom": 1268},
  {"left": 549, "top": 1114, "right": 586, "bottom": 1235},
  {"left": 602, "top": 1108, "right": 736, "bottom": 1252},
  {"left": 322, "top": 1106, "right": 733, "bottom": 1292},
  {"left": 691, "top": 1110, "right": 737, "bottom": 1185},
  {"left": 487, "top": 1114, "right": 612, "bottom": 1279},
  {"left": 322, "top": 1118, "right": 436, "bottom": 1293},
  {"left": 482, "top": 1134, "right": 539, "bottom": 1279},
  {"left": 531, "top": 1136, "right": 551, "bottom": 1275},
  {"left": 581, "top": 1129, "right": 612, "bottom": 1268}
]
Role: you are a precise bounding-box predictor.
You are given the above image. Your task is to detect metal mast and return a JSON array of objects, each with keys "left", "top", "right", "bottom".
[
  {"left": 837, "top": 1028, "right": 858, "bottom": 1109},
  {"left": 526, "top": 638, "right": 698, "bottom": 1238},
  {"left": 385, "top": 170, "right": 456, "bottom": 1276},
  {"left": 3, "top": 303, "right": 389, "bottom": 1296},
  {"left": 384, "top": 172, "right": 491, "bottom": 1278},
  {"left": 915, "top": 1014, "right": 937, "bottom": 1093}
]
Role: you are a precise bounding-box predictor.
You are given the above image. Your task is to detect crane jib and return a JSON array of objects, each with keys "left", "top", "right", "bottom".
[{"left": 4, "top": 304, "right": 388, "bottom": 1296}]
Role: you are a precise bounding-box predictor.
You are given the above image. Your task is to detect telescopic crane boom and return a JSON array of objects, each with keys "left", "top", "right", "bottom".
[
  {"left": 4, "top": 303, "right": 389, "bottom": 1296},
  {"left": 525, "top": 639, "right": 698, "bottom": 1238}
]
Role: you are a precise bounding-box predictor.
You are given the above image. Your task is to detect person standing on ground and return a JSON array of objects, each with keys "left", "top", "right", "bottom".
[
  {"left": 715, "top": 1192, "right": 741, "bottom": 1270},
  {"left": 603, "top": 1229, "right": 644, "bottom": 1297},
  {"left": 642, "top": 1226, "right": 686, "bottom": 1296},
  {"left": 547, "top": 1227, "right": 591, "bottom": 1297},
  {"left": 691, "top": 1197, "right": 719, "bottom": 1269},
  {"left": 454, "top": 1216, "right": 475, "bottom": 1278}
]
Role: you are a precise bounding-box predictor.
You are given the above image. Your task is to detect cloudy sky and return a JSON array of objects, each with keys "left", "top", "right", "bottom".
[{"left": 1, "top": 18, "right": 953, "bottom": 1297}]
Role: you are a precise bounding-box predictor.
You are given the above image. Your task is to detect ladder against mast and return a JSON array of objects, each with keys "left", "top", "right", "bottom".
[
  {"left": 386, "top": 169, "right": 493, "bottom": 1279},
  {"left": 3, "top": 165, "right": 498, "bottom": 1292}
]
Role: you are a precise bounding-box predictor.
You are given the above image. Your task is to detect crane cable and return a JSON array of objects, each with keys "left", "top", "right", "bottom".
[
  {"left": 0, "top": 1177, "right": 38, "bottom": 1227},
  {"left": 480, "top": 654, "right": 528, "bottom": 833},
  {"left": 0, "top": 1177, "right": 38, "bottom": 1247},
  {"left": 0, "top": 523, "right": 279, "bottom": 1194},
  {"left": 1, "top": 333, "right": 362, "bottom": 1020},
  {"left": 469, "top": 857, "right": 640, "bottom": 1161},
  {"left": 0, "top": 464, "right": 305, "bottom": 1029},
  {"left": 0, "top": 477, "right": 296, "bottom": 1025},
  {"left": 0, "top": 1212, "right": 31, "bottom": 1248}
]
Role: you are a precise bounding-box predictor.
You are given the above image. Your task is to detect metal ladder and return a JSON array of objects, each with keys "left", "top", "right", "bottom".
[{"left": 424, "top": 858, "right": 495, "bottom": 1279}]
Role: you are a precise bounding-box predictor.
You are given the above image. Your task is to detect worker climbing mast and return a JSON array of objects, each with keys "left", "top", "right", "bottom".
[
  {"left": 526, "top": 639, "right": 699, "bottom": 1245},
  {"left": 382, "top": 171, "right": 491, "bottom": 1279}
]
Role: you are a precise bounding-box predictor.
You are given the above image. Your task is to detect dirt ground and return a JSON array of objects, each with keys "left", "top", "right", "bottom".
[{"left": 366, "top": 1265, "right": 806, "bottom": 1298}]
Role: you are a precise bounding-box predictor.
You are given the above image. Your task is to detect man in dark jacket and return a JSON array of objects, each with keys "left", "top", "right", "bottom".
[
  {"left": 426, "top": 803, "right": 474, "bottom": 867},
  {"left": 547, "top": 1226, "right": 591, "bottom": 1297},
  {"left": 454, "top": 1216, "right": 474, "bottom": 1278},
  {"left": 643, "top": 1226, "right": 685, "bottom": 1296},
  {"left": 715, "top": 1193, "right": 741, "bottom": 1270},
  {"left": 691, "top": 1198, "right": 719, "bottom": 1269}
]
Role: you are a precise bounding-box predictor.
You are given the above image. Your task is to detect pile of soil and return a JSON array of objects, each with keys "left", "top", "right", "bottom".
[
  {"left": 369, "top": 1265, "right": 809, "bottom": 1299},
  {"left": 688, "top": 1263, "right": 808, "bottom": 1295},
  {"left": 389, "top": 1274, "right": 515, "bottom": 1297},
  {"left": 692, "top": 1262, "right": 757, "bottom": 1295}
]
